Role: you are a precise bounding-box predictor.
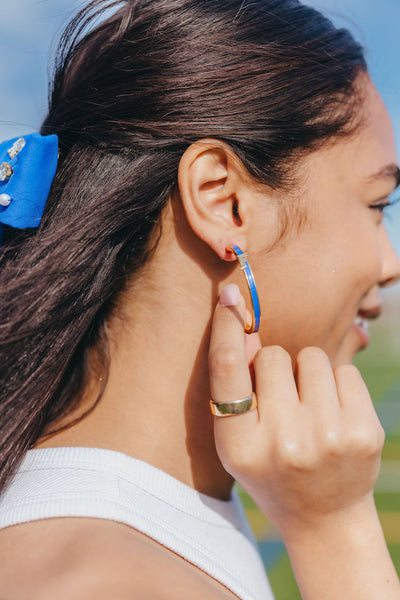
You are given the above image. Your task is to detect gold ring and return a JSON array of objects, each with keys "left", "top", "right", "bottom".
[{"left": 210, "top": 393, "right": 257, "bottom": 417}]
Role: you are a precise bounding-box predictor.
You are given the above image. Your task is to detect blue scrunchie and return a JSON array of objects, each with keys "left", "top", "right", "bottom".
[{"left": 0, "top": 132, "right": 58, "bottom": 242}]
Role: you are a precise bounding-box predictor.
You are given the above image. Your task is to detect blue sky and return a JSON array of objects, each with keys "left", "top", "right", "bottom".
[
  {"left": 1, "top": 0, "right": 400, "bottom": 251},
  {"left": 305, "top": 0, "right": 400, "bottom": 148}
]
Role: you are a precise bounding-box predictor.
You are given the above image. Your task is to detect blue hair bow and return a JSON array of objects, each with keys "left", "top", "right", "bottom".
[{"left": 0, "top": 132, "right": 58, "bottom": 244}]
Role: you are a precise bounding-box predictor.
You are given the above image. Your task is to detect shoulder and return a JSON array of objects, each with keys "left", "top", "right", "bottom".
[{"left": 0, "top": 517, "right": 237, "bottom": 599}]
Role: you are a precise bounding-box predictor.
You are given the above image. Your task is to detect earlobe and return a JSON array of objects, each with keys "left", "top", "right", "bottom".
[{"left": 177, "top": 139, "right": 249, "bottom": 260}]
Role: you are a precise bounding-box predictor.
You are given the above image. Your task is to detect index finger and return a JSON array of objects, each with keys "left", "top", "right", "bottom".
[{"left": 208, "top": 284, "right": 256, "bottom": 425}]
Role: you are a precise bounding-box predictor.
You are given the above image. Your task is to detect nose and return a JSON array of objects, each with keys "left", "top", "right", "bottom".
[{"left": 379, "top": 225, "right": 400, "bottom": 288}]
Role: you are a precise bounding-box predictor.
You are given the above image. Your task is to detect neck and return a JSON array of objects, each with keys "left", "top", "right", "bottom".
[{"left": 36, "top": 226, "right": 234, "bottom": 500}]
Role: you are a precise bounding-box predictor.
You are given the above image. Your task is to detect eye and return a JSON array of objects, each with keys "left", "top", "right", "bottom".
[
  {"left": 370, "top": 201, "right": 391, "bottom": 213},
  {"left": 370, "top": 189, "right": 400, "bottom": 215}
]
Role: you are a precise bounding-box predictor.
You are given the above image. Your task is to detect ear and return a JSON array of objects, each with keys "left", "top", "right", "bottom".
[{"left": 177, "top": 139, "right": 252, "bottom": 261}]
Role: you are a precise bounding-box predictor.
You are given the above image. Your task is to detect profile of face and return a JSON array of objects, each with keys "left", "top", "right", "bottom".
[{"left": 249, "top": 77, "right": 400, "bottom": 368}]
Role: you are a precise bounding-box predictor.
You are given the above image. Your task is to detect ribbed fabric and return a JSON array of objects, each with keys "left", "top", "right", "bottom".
[{"left": 0, "top": 447, "right": 275, "bottom": 600}]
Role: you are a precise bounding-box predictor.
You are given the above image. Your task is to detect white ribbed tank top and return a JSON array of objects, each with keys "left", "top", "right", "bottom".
[{"left": 0, "top": 447, "right": 275, "bottom": 600}]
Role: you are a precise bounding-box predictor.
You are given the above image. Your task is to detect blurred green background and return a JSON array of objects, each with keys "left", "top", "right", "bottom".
[{"left": 241, "top": 289, "right": 400, "bottom": 599}]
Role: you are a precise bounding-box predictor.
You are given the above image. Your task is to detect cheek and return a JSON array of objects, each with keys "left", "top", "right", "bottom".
[
  {"left": 256, "top": 261, "right": 341, "bottom": 356},
  {"left": 341, "top": 226, "right": 383, "bottom": 291},
  {"left": 317, "top": 210, "right": 383, "bottom": 297},
  {"left": 255, "top": 229, "right": 382, "bottom": 358}
]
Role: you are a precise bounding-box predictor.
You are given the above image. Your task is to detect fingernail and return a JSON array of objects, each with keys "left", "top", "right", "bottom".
[{"left": 219, "top": 284, "right": 240, "bottom": 307}]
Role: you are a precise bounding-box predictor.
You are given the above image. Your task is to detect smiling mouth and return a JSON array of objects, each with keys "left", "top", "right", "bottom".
[
  {"left": 354, "top": 315, "right": 370, "bottom": 329},
  {"left": 352, "top": 303, "right": 382, "bottom": 349}
]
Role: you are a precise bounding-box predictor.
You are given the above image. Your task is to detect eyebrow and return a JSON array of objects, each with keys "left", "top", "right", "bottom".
[{"left": 367, "top": 164, "right": 400, "bottom": 188}]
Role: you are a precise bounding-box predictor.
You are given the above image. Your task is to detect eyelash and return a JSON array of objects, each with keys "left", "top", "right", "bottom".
[
  {"left": 370, "top": 201, "right": 391, "bottom": 213},
  {"left": 370, "top": 190, "right": 400, "bottom": 214}
]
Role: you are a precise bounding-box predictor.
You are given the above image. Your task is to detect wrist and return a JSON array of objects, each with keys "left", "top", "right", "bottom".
[
  {"left": 279, "top": 493, "right": 380, "bottom": 549},
  {"left": 278, "top": 497, "right": 400, "bottom": 600}
]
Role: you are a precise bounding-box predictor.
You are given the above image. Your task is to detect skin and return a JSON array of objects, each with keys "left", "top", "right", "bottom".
[{"left": 1, "top": 75, "right": 400, "bottom": 598}]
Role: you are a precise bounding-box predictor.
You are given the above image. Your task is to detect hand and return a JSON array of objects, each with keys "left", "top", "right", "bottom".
[{"left": 208, "top": 285, "right": 385, "bottom": 540}]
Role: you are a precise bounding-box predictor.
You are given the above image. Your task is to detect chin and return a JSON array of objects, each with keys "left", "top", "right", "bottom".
[{"left": 330, "top": 318, "right": 372, "bottom": 368}]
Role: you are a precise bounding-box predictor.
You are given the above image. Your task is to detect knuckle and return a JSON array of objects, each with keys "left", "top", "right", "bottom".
[
  {"left": 220, "top": 443, "right": 259, "bottom": 478},
  {"left": 349, "top": 426, "right": 382, "bottom": 457},
  {"left": 209, "top": 344, "right": 243, "bottom": 377},
  {"left": 371, "top": 421, "right": 386, "bottom": 454},
  {"left": 322, "top": 429, "right": 342, "bottom": 456},
  {"left": 255, "top": 345, "right": 291, "bottom": 369},
  {"left": 278, "top": 440, "right": 314, "bottom": 471},
  {"left": 377, "top": 423, "right": 386, "bottom": 449}
]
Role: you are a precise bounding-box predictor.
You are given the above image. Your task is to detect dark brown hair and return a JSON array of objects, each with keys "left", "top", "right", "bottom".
[{"left": 0, "top": 0, "right": 367, "bottom": 494}]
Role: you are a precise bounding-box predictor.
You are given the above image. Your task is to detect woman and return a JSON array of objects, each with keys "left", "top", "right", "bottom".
[{"left": 0, "top": 0, "right": 399, "bottom": 598}]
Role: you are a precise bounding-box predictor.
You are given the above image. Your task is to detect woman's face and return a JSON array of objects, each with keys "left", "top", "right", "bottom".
[{"left": 252, "top": 78, "right": 400, "bottom": 368}]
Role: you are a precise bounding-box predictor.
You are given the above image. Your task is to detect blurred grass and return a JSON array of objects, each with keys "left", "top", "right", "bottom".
[
  {"left": 242, "top": 292, "right": 400, "bottom": 599},
  {"left": 375, "top": 493, "right": 400, "bottom": 512}
]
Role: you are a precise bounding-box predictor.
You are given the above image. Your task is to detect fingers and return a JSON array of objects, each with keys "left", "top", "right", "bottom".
[
  {"left": 334, "top": 364, "right": 371, "bottom": 410},
  {"left": 209, "top": 285, "right": 252, "bottom": 400},
  {"left": 208, "top": 285, "right": 384, "bottom": 528},
  {"left": 208, "top": 284, "right": 258, "bottom": 446},
  {"left": 295, "top": 348, "right": 341, "bottom": 442},
  {"left": 253, "top": 345, "right": 298, "bottom": 421},
  {"left": 334, "top": 365, "right": 385, "bottom": 453}
]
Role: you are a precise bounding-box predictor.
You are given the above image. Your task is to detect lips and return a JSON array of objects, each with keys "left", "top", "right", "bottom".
[
  {"left": 353, "top": 316, "right": 370, "bottom": 348},
  {"left": 351, "top": 303, "right": 382, "bottom": 349}
]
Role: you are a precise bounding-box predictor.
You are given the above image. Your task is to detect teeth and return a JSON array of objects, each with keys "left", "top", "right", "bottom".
[{"left": 354, "top": 316, "right": 369, "bottom": 330}]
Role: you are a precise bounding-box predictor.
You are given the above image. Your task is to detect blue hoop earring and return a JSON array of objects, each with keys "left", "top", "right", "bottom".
[{"left": 226, "top": 245, "right": 260, "bottom": 334}]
